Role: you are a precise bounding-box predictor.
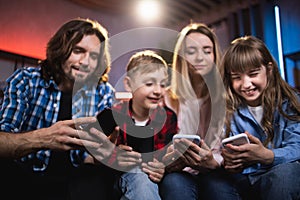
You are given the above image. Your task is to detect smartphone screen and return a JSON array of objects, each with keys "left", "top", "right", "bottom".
[
  {"left": 173, "top": 134, "right": 201, "bottom": 149},
  {"left": 222, "top": 133, "right": 250, "bottom": 147},
  {"left": 83, "top": 108, "right": 117, "bottom": 136},
  {"left": 96, "top": 108, "right": 117, "bottom": 135},
  {"left": 126, "top": 125, "right": 154, "bottom": 162}
]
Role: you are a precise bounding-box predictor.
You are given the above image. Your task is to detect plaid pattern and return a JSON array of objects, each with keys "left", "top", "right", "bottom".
[
  {"left": 113, "top": 100, "right": 178, "bottom": 160},
  {"left": 0, "top": 67, "right": 114, "bottom": 171}
]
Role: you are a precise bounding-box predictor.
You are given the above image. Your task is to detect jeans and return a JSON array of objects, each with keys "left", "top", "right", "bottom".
[
  {"left": 245, "top": 162, "right": 300, "bottom": 200},
  {"left": 159, "top": 169, "right": 239, "bottom": 200},
  {"left": 159, "top": 171, "right": 199, "bottom": 200},
  {"left": 114, "top": 167, "right": 161, "bottom": 200}
]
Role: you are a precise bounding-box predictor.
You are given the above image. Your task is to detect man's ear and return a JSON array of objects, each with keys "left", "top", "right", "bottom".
[{"left": 123, "top": 76, "right": 132, "bottom": 92}]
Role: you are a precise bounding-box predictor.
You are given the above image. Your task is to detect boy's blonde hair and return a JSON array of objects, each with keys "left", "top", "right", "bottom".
[{"left": 126, "top": 50, "right": 168, "bottom": 78}]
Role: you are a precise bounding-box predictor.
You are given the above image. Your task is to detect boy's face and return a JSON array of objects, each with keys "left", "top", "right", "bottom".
[
  {"left": 128, "top": 67, "right": 168, "bottom": 111},
  {"left": 230, "top": 65, "right": 268, "bottom": 107},
  {"left": 62, "top": 34, "right": 101, "bottom": 83}
]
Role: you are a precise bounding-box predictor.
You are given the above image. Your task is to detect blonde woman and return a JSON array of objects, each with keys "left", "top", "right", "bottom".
[{"left": 160, "top": 23, "right": 229, "bottom": 200}]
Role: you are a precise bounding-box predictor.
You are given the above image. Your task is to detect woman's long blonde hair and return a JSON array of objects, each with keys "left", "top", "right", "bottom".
[
  {"left": 169, "top": 23, "right": 226, "bottom": 144},
  {"left": 170, "top": 23, "right": 224, "bottom": 101}
]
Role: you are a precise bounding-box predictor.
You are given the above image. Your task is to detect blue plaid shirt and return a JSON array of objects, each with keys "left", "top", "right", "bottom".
[{"left": 0, "top": 67, "right": 114, "bottom": 171}]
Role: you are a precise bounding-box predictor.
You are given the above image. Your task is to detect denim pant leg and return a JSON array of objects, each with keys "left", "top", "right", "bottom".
[
  {"left": 159, "top": 172, "right": 199, "bottom": 200},
  {"left": 249, "top": 162, "right": 300, "bottom": 200},
  {"left": 197, "top": 168, "right": 242, "bottom": 200},
  {"left": 117, "top": 167, "right": 161, "bottom": 200}
]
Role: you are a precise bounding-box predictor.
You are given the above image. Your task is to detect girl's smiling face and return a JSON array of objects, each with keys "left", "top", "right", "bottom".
[{"left": 230, "top": 65, "right": 269, "bottom": 106}]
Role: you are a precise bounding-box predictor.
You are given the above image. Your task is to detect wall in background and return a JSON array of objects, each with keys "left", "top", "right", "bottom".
[
  {"left": 219, "top": 0, "right": 300, "bottom": 89},
  {"left": 0, "top": 0, "right": 299, "bottom": 90}
]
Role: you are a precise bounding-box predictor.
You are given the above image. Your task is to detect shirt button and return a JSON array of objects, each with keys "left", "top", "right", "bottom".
[{"left": 54, "top": 103, "right": 57, "bottom": 108}]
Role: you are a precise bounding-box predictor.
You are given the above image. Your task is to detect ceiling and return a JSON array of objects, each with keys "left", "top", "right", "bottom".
[{"left": 69, "top": 0, "right": 260, "bottom": 27}]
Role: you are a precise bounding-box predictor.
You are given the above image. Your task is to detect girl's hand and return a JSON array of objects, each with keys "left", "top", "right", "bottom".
[
  {"left": 142, "top": 158, "right": 165, "bottom": 183},
  {"left": 222, "top": 132, "right": 274, "bottom": 173},
  {"left": 116, "top": 145, "right": 142, "bottom": 169}
]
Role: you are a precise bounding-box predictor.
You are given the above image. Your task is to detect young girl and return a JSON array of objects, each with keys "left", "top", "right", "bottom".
[{"left": 222, "top": 36, "right": 300, "bottom": 199}]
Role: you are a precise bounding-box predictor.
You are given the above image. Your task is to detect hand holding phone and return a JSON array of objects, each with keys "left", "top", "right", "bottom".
[
  {"left": 222, "top": 133, "right": 250, "bottom": 151},
  {"left": 172, "top": 134, "right": 201, "bottom": 148},
  {"left": 83, "top": 108, "right": 117, "bottom": 136}
]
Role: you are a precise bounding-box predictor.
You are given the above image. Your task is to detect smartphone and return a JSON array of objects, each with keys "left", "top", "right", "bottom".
[
  {"left": 172, "top": 134, "right": 201, "bottom": 148},
  {"left": 83, "top": 108, "right": 117, "bottom": 136},
  {"left": 222, "top": 133, "right": 250, "bottom": 147},
  {"left": 126, "top": 125, "right": 154, "bottom": 162}
]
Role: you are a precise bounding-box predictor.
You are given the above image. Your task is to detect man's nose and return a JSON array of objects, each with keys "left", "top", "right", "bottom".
[{"left": 79, "top": 53, "right": 89, "bottom": 66}]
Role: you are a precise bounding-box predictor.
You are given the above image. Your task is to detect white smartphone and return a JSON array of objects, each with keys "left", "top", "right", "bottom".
[
  {"left": 173, "top": 134, "right": 201, "bottom": 147},
  {"left": 222, "top": 133, "right": 250, "bottom": 147}
]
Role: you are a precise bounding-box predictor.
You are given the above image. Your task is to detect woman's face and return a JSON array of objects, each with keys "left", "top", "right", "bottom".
[{"left": 184, "top": 32, "right": 215, "bottom": 76}]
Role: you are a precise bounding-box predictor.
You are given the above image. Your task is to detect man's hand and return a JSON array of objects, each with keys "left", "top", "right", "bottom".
[{"left": 83, "top": 126, "right": 120, "bottom": 162}]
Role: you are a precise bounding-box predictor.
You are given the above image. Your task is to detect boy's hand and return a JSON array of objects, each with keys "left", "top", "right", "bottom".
[
  {"left": 142, "top": 158, "right": 165, "bottom": 183},
  {"left": 116, "top": 145, "right": 142, "bottom": 169}
]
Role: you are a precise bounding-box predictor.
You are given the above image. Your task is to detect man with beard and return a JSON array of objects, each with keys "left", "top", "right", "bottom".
[{"left": 0, "top": 18, "right": 117, "bottom": 200}]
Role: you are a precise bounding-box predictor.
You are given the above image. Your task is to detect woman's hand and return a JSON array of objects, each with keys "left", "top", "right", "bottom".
[
  {"left": 162, "top": 144, "right": 187, "bottom": 172},
  {"left": 142, "top": 159, "right": 165, "bottom": 183},
  {"left": 174, "top": 138, "right": 219, "bottom": 170}
]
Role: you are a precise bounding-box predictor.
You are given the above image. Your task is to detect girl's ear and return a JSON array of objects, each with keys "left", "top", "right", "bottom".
[
  {"left": 123, "top": 76, "right": 132, "bottom": 92},
  {"left": 267, "top": 62, "right": 273, "bottom": 74}
]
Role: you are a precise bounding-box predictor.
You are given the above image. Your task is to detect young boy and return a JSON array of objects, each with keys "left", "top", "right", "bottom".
[{"left": 110, "top": 50, "right": 178, "bottom": 200}]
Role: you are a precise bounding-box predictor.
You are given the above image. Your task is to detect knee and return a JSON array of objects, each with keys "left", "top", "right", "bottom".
[
  {"left": 160, "top": 172, "right": 194, "bottom": 190},
  {"left": 120, "top": 172, "right": 151, "bottom": 188},
  {"left": 159, "top": 172, "right": 199, "bottom": 200},
  {"left": 258, "top": 162, "right": 300, "bottom": 198},
  {"left": 267, "top": 162, "right": 300, "bottom": 185}
]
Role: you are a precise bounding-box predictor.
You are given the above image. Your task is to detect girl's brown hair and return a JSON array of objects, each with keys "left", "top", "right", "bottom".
[{"left": 222, "top": 36, "right": 300, "bottom": 145}]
